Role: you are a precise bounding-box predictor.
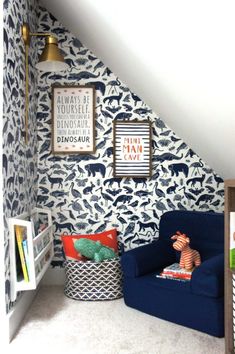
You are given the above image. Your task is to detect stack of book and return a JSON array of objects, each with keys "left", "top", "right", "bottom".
[
  {"left": 15, "top": 225, "right": 29, "bottom": 282},
  {"left": 156, "top": 263, "right": 193, "bottom": 281}
]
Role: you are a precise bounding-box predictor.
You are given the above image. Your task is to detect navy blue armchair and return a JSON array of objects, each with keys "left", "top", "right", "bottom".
[{"left": 121, "top": 210, "right": 224, "bottom": 337}]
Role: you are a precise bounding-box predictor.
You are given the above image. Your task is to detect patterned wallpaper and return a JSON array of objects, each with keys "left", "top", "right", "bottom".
[
  {"left": 36, "top": 7, "right": 224, "bottom": 265},
  {"left": 3, "top": 0, "right": 39, "bottom": 312},
  {"left": 2, "top": 3, "right": 224, "bottom": 313}
]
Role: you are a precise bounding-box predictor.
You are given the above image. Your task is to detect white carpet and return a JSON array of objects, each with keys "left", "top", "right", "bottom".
[{"left": 7, "top": 286, "right": 224, "bottom": 354}]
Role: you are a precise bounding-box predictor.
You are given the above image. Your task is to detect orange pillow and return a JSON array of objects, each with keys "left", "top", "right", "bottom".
[{"left": 61, "top": 229, "right": 118, "bottom": 261}]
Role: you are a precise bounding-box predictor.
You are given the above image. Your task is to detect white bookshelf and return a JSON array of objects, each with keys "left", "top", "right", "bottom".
[{"left": 8, "top": 208, "right": 54, "bottom": 301}]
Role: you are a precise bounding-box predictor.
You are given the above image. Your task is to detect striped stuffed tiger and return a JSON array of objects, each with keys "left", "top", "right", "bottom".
[{"left": 171, "top": 231, "right": 201, "bottom": 271}]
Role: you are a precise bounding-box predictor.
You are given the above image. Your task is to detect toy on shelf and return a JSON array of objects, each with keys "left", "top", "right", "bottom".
[
  {"left": 171, "top": 231, "right": 201, "bottom": 271},
  {"left": 74, "top": 238, "right": 117, "bottom": 262}
]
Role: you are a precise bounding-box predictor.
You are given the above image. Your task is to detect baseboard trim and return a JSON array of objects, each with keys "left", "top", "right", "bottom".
[
  {"left": 41, "top": 267, "right": 66, "bottom": 286},
  {"left": 7, "top": 287, "right": 39, "bottom": 343}
]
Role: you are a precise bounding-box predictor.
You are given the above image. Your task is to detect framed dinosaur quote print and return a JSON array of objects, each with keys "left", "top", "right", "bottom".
[
  {"left": 52, "top": 85, "right": 95, "bottom": 154},
  {"left": 113, "top": 120, "right": 152, "bottom": 178}
]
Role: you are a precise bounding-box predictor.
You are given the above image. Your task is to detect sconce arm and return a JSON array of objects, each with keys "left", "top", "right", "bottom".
[
  {"left": 30, "top": 32, "right": 51, "bottom": 38},
  {"left": 22, "top": 23, "right": 55, "bottom": 46}
]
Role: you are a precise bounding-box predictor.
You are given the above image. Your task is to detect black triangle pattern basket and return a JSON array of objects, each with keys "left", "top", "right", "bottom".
[{"left": 64, "top": 258, "right": 123, "bottom": 301}]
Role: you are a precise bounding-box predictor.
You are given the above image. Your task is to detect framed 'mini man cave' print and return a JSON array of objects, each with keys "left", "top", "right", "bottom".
[
  {"left": 113, "top": 120, "right": 152, "bottom": 177},
  {"left": 52, "top": 85, "right": 95, "bottom": 154}
]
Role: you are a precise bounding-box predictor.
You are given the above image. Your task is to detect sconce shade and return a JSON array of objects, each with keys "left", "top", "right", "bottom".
[{"left": 35, "top": 36, "right": 69, "bottom": 71}]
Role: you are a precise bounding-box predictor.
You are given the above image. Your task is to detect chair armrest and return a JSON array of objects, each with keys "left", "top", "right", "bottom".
[
  {"left": 121, "top": 240, "right": 175, "bottom": 278},
  {"left": 191, "top": 253, "right": 224, "bottom": 298}
]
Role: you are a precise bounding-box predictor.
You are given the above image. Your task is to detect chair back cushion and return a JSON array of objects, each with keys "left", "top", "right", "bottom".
[{"left": 159, "top": 210, "right": 224, "bottom": 260}]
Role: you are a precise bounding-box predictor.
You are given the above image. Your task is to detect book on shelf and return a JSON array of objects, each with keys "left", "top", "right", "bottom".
[
  {"left": 229, "top": 212, "right": 235, "bottom": 268},
  {"left": 22, "top": 239, "right": 29, "bottom": 276},
  {"left": 15, "top": 225, "right": 29, "bottom": 282},
  {"left": 31, "top": 211, "right": 48, "bottom": 237},
  {"left": 15, "top": 237, "right": 23, "bottom": 279},
  {"left": 30, "top": 211, "right": 39, "bottom": 237}
]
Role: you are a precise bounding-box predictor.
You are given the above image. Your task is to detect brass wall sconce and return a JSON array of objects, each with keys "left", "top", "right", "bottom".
[{"left": 22, "top": 23, "right": 69, "bottom": 143}]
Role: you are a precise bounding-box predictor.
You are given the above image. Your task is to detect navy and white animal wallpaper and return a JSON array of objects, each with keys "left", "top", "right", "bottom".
[
  {"left": 36, "top": 8, "right": 224, "bottom": 265},
  {"left": 3, "top": 1, "right": 224, "bottom": 313},
  {"left": 3, "top": 0, "right": 39, "bottom": 313}
]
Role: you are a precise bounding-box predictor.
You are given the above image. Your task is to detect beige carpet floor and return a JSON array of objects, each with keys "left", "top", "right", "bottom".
[{"left": 7, "top": 286, "right": 224, "bottom": 354}]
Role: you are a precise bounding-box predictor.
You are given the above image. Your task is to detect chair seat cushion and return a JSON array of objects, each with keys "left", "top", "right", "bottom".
[
  {"left": 140, "top": 272, "right": 191, "bottom": 294},
  {"left": 139, "top": 259, "right": 223, "bottom": 299}
]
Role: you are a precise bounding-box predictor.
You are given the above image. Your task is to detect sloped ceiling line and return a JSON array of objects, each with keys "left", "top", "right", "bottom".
[{"left": 40, "top": 0, "right": 235, "bottom": 179}]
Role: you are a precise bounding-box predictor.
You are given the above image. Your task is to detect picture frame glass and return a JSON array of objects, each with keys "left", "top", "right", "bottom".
[
  {"left": 52, "top": 85, "right": 95, "bottom": 154},
  {"left": 113, "top": 120, "right": 152, "bottom": 177}
]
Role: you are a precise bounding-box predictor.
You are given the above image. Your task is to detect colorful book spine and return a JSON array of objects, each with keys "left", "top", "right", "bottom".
[
  {"left": 162, "top": 263, "right": 193, "bottom": 275},
  {"left": 15, "top": 225, "right": 29, "bottom": 282},
  {"left": 161, "top": 271, "right": 191, "bottom": 280},
  {"left": 156, "top": 274, "right": 189, "bottom": 282},
  {"left": 162, "top": 270, "right": 192, "bottom": 279},
  {"left": 22, "top": 239, "right": 30, "bottom": 278}
]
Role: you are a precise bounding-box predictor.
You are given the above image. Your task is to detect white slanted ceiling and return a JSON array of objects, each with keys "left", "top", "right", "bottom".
[{"left": 40, "top": 0, "right": 235, "bottom": 179}]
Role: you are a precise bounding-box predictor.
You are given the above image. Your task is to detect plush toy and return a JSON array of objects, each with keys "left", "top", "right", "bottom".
[
  {"left": 74, "top": 238, "right": 117, "bottom": 262},
  {"left": 171, "top": 231, "right": 201, "bottom": 271}
]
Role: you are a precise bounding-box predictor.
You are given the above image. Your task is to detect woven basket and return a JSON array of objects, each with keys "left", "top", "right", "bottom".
[{"left": 64, "top": 258, "right": 123, "bottom": 301}]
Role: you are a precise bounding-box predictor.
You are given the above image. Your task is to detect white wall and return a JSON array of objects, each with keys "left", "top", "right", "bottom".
[{"left": 40, "top": 0, "right": 235, "bottom": 179}]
